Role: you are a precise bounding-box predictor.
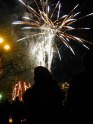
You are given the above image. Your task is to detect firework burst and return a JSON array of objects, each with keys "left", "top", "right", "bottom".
[{"left": 12, "top": 0, "right": 93, "bottom": 70}]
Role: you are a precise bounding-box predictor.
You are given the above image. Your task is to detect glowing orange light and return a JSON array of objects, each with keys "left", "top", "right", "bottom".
[
  {"left": 9, "top": 115, "right": 13, "bottom": 123},
  {"left": 3, "top": 44, "right": 10, "bottom": 50},
  {"left": 0, "top": 37, "right": 3, "bottom": 43}
]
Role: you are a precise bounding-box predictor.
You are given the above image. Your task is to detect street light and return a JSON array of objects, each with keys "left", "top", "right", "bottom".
[
  {"left": 3, "top": 44, "right": 10, "bottom": 51},
  {"left": 0, "top": 37, "right": 10, "bottom": 75},
  {"left": 0, "top": 37, "right": 10, "bottom": 50}
]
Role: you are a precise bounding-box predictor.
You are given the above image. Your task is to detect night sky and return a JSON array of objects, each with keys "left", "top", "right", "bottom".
[{"left": 0, "top": 0, "right": 93, "bottom": 98}]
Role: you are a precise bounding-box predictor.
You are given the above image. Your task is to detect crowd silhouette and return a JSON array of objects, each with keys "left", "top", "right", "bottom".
[
  {"left": 0, "top": 99, "right": 11, "bottom": 124},
  {"left": 66, "top": 50, "right": 93, "bottom": 123},
  {"left": 0, "top": 50, "right": 93, "bottom": 124}
]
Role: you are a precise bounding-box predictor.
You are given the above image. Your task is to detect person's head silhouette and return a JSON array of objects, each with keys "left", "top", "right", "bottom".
[{"left": 34, "top": 66, "right": 54, "bottom": 84}]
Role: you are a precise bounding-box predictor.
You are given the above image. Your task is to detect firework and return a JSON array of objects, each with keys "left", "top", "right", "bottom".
[
  {"left": 12, "top": 0, "right": 93, "bottom": 70},
  {"left": 12, "top": 81, "right": 31, "bottom": 101}
]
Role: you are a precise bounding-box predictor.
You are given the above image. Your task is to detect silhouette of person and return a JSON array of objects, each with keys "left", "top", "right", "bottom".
[
  {"left": 11, "top": 96, "right": 24, "bottom": 124},
  {"left": 23, "top": 66, "right": 65, "bottom": 123},
  {"left": 66, "top": 50, "right": 93, "bottom": 122},
  {"left": 0, "top": 99, "right": 11, "bottom": 124}
]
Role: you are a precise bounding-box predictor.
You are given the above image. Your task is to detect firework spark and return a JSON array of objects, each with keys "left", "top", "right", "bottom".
[{"left": 12, "top": 0, "right": 93, "bottom": 70}]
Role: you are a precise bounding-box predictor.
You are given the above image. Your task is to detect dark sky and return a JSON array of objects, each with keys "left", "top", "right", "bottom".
[{"left": 0, "top": 0, "right": 93, "bottom": 82}]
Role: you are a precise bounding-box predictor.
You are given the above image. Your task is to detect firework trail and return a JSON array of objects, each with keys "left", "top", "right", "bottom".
[{"left": 12, "top": 0, "right": 93, "bottom": 70}]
